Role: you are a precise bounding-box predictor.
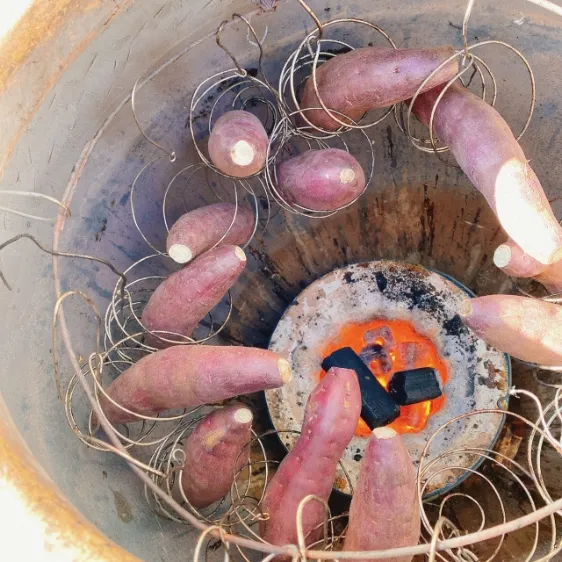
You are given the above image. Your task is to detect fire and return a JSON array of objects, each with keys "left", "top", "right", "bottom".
[{"left": 319, "top": 318, "right": 449, "bottom": 435}]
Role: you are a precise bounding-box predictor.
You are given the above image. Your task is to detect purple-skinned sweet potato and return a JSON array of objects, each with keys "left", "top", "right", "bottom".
[
  {"left": 343, "top": 427, "right": 420, "bottom": 562},
  {"left": 142, "top": 245, "right": 246, "bottom": 347},
  {"left": 208, "top": 110, "right": 268, "bottom": 177},
  {"left": 167, "top": 203, "right": 255, "bottom": 264},
  {"left": 99, "top": 346, "right": 292, "bottom": 425},
  {"left": 300, "top": 46, "right": 459, "bottom": 131},
  {"left": 182, "top": 404, "right": 253, "bottom": 508},
  {"left": 459, "top": 295, "right": 562, "bottom": 366},
  {"left": 493, "top": 240, "right": 562, "bottom": 293},
  {"left": 276, "top": 148, "right": 365, "bottom": 211},
  {"left": 260, "top": 367, "right": 361, "bottom": 549},
  {"left": 411, "top": 83, "right": 562, "bottom": 266}
]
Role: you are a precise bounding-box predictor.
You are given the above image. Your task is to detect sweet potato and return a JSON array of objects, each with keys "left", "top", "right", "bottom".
[
  {"left": 344, "top": 427, "right": 420, "bottom": 562},
  {"left": 494, "top": 241, "right": 562, "bottom": 293},
  {"left": 260, "top": 367, "right": 361, "bottom": 548},
  {"left": 411, "top": 83, "right": 562, "bottom": 265},
  {"left": 99, "top": 345, "right": 292, "bottom": 424},
  {"left": 276, "top": 148, "right": 365, "bottom": 211},
  {"left": 167, "top": 203, "right": 255, "bottom": 264},
  {"left": 300, "top": 46, "right": 459, "bottom": 131},
  {"left": 459, "top": 295, "right": 562, "bottom": 366},
  {"left": 142, "top": 245, "right": 246, "bottom": 347},
  {"left": 182, "top": 404, "right": 253, "bottom": 508},
  {"left": 208, "top": 110, "right": 268, "bottom": 177}
]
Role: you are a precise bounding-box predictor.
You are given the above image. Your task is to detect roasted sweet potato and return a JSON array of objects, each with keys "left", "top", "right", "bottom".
[
  {"left": 412, "top": 83, "right": 562, "bottom": 266},
  {"left": 100, "top": 346, "right": 291, "bottom": 424},
  {"left": 344, "top": 427, "right": 420, "bottom": 562},
  {"left": 208, "top": 110, "right": 268, "bottom": 177},
  {"left": 142, "top": 245, "right": 246, "bottom": 347},
  {"left": 167, "top": 203, "right": 255, "bottom": 264},
  {"left": 301, "top": 46, "right": 459, "bottom": 131},
  {"left": 260, "top": 367, "right": 361, "bottom": 548},
  {"left": 493, "top": 241, "right": 562, "bottom": 293},
  {"left": 276, "top": 148, "right": 365, "bottom": 211},
  {"left": 182, "top": 404, "right": 253, "bottom": 508},
  {"left": 460, "top": 295, "right": 562, "bottom": 366}
]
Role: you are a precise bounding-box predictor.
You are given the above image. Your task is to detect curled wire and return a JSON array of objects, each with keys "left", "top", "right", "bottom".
[
  {"left": 131, "top": 76, "right": 177, "bottom": 162},
  {"left": 189, "top": 68, "right": 279, "bottom": 179},
  {"left": 104, "top": 253, "right": 234, "bottom": 354},
  {"left": 402, "top": 0, "right": 536, "bottom": 163},
  {"left": 161, "top": 163, "right": 260, "bottom": 250},
  {"left": 188, "top": 13, "right": 281, "bottom": 180},
  {"left": 279, "top": 18, "right": 396, "bottom": 135}
]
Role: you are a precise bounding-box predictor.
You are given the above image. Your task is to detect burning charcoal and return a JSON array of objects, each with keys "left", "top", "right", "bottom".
[
  {"left": 364, "top": 325, "right": 395, "bottom": 347},
  {"left": 388, "top": 367, "right": 442, "bottom": 406},
  {"left": 359, "top": 343, "right": 383, "bottom": 364},
  {"left": 397, "top": 341, "right": 432, "bottom": 370},
  {"left": 322, "top": 347, "right": 400, "bottom": 429},
  {"left": 379, "top": 348, "right": 393, "bottom": 373}
]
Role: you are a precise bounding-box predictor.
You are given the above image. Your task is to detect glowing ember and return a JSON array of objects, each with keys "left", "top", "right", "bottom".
[{"left": 320, "top": 319, "right": 449, "bottom": 435}]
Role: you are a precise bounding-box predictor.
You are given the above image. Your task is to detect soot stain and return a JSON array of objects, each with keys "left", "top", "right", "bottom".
[
  {"left": 443, "top": 314, "right": 468, "bottom": 338},
  {"left": 375, "top": 271, "right": 388, "bottom": 292},
  {"left": 95, "top": 217, "right": 108, "bottom": 242},
  {"left": 112, "top": 490, "right": 133, "bottom": 523},
  {"left": 386, "top": 125, "right": 397, "bottom": 168},
  {"left": 248, "top": 246, "right": 294, "bottom": 305},
  {"left": 418, "top": 184, "right": 436, "bottom": 257}
]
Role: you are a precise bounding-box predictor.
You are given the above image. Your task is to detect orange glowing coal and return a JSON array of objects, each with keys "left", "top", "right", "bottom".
[{"left": 319, "top": 318, "right": 449, "bottom": 435}]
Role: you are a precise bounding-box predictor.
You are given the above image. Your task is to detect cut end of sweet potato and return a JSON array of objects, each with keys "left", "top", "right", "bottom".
[
  {"left": 169, "top": 243, "right": 193, "bottom": 264},
  {"left": 234, "top": 246, "right": 247, "bottom": 262},
  {"left": 493, "top": 244, "right": 512, "bottom": 268},
  {"left": 234, "top": 407, "right": 253, "bottom": 424},
  {"left": 231, "top": 140, "right": 255, "bottom": 166},
  {"left": 278, "top": 358, "right": 292, "bottom": 384},
  {"left": 339, "top": 168, "right": 356, "bottom": 184},
  {"left": 372, "top": 426, "right": 397, "bottom": 439},
  {"left": 550, "top": 247, "right": 562, "bottom": 265},
  {"left": 458, "top": 299, "right": 473, "bottom": 318}
]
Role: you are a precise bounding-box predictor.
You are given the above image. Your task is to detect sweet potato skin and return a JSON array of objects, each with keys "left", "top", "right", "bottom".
[
  {"left": 301, "top": 46, "right": 459, "bottom": 131},
  {"left": 344, "top": 427, "right": 420, "bottom": 562},
  {"left": 100, "top": 346, "right": 291, "bottom": 424},
  {"left": 142, "top": 245, "right": 246, "bottom": 347},
  {"left": 412, "top": 83, "right": 562, "bottom": 265},
  {"left": 260, "top": 367, "right": 361, "bottom": 548},
  {"left": 276, "top": 148, "right": 366, "bottom": 211},
  {"left": 208, "top": 111, "right": 268, "bottom": 177},
  {"left": 494, "top": 240, "right": 562, "bottom": 293},
  {"left": 167, "top": 203, "right": 255, "bottom": 264},
  {"left": 182, "top": 404, "right": 253, "bottom": 508},
  {"left": 460, "top": 295, "right": 562, "bottom": 366}
]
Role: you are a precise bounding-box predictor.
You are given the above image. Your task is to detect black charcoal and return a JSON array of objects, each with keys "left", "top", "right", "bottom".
[
  {"left": 322, "top": 347, "right": 400, "bottom": 429},
  {"left": 388, "top": 367, "right": 442, "bottom": 406}
]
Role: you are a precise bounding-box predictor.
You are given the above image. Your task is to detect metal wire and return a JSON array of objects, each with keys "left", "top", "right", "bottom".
[
  {"left": 0, "top": 190, "right": 71, "bottom": 222},
  {"left": 279, "top": 18, "right": 397, "bottom": 135},
  {"left": 402, "top": 0, "right": 536, "bottom": 163}
]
